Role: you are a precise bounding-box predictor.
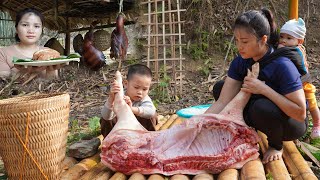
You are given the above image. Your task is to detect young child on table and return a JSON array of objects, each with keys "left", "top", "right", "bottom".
[
  {"left": 279, "top": 18, "right": 320, "bottom": 139},
  {"left": 100, "top": 64, "right": 157, "bottom": 137}
]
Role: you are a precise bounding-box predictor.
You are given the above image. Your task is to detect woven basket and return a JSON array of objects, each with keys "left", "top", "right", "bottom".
[
  {"left": 93, "top": 29, "right": 110, "bottom": 51},
  {"left": 73, "top": 34, "right": 84, "bottom": 55},
  {"left": 0, "top": 93, "right": 70, "bottom": 180}
]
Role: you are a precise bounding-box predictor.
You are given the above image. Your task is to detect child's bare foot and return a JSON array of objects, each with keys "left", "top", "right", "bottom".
[{"left": 262, "top": 147, "right": 283, "bottom": 164}]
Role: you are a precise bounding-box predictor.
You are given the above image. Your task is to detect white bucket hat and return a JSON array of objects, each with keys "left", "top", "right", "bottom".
[{"left": 280, "top": 18, "right": 306, "bottom": 39}]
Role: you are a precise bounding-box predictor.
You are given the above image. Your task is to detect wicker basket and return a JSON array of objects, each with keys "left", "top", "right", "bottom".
[
  {"left": 0, "top": 93, "right": 70, "bottom": 180},
  {"left": 73, "top": 34, "right": 84, "bottom": 55},
  {"left": 93, "top": 29, "right": 110, "bottom": 51}
]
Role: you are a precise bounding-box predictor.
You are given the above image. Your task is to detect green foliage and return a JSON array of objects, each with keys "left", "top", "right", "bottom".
[
  {"left": 223, "top": 39, "right": 238, "bottom": 61},
  {"left": 126, "top": 57, "right": 139, "bottom": 65},
  {"left": 67, "top": 116, "right": 101, "bottom": 145},
  {"left": 197, "top": 58, "right": 212, "bottom": 76},
  {"left": 150, "top": 67, "right": 172, "bottom": 103},
  {"left": 266, "top": 172, "right": 273, "bottom": 180},
  {"left": 88, "top": 116, "right": 100, "bottom": 132},
  {"left": 188, "top": 29, "right": 213, "bottom": 61}
]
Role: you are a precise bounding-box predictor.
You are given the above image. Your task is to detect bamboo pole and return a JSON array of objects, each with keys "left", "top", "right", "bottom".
[
  {"left": 146, "top": 0, "right": 151, "bottom": 67},
  {"left": 176, "top": 0, "right": 183, "bottom": 95},
  {"left": 154, "top": 0, "right": 159, "bottom": 81},
  {"left": 109, "top": 172, "right": 127, "bottom": 180},
  {"left": 283, "top": 141, "right": 318, "bottom": 179},
  {"left": 94, "top": 171, "right": 113, "bottom": 180},
  {"left": 61, "top": 156, "right": 78, "bottom": 172},
  {"left": 143, "top": 9, "right": 186, "bottom": 15},
  {"left": 289, "top": 0, "right": 299, "bottom": 19},
  {"left": 217, "top": 169, "right": 239, "bottom": 180},
  {"left": 128, "top": 172, "right": 146, "bottom": 180},
  {"left": 60, "top": 153, "right": 101, "bottom": 180},
  {"left": 170, "top": 174, "right": 190, "bottom": 180},
  {"left": 168, "top": 117, "right": 184, "bottom": 128},
  {"left": 143, "top": 33, "right": 186, "bottom": 37},
  {"left": 162, "top": 0, "right": 167, "bottom": 76},
  {"left": 159, "top": 114, "right": 178, "bottom": 130},
  {"left": 79, "top": 162, "right": 110, "bottom": 180},
  {"left": 257, "top": 131, "right": 290, "bottom": 180},
  {"left": 155, "top": 116, "right": 169, "bottom": 131},
  {"left": 193, "top": 173, "right": 214, "bottom": 180},
  {"left": 148, "top": 174, "right": 165, "bottom": 180},
  {"left": 240, "top": 159, "right": 266, "bottom": 180},
  {"left": 142, "top": 21, "right": 185, "bottom": 25}
]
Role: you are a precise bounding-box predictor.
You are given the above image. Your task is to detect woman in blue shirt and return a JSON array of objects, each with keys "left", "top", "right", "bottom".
[{"left": 206, "top": 8, "right": 307, "bottom": 164}]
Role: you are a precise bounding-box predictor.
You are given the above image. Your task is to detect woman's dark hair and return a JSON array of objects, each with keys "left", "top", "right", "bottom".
[
  {"left": 233, "top": 8, "right": 279, "bottom": 47},
  {"left": 127, "top": 64, "right": 152, "bottom": 80},
  {"left": 15, "top": 8, "right": 45, "bottom": 42}
]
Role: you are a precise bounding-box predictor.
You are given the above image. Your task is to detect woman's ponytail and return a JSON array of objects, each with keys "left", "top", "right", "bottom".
[{"left": 261, "top": 8, "right": 279, "bottom": 47}]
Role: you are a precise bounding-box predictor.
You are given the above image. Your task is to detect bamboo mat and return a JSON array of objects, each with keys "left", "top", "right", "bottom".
[{"left": 61, "top": 114, "right": 318, "bottom": 180}]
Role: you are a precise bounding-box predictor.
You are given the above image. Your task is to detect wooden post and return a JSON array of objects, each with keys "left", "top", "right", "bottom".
[
  {"left": 65, "top": 17, "right": 71, "bottom": 55},
  {"left": 289, "top": 0, "right": 299, "bottom": 19}
]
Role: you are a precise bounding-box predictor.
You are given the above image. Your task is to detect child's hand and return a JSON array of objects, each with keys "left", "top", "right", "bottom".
[
  {"left": 124, "top": 95, "right": 132, "bottom": 107},
  {"left": 108, "top": 80, "right": 121, "bottom": 105}
]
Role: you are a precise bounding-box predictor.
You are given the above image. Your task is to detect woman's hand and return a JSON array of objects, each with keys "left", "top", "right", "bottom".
[
  {"left": 241, "top": 76, "right": 267, "bottom": 95},
  {"left": 14, "top": 65, "right": 46, "bottom": 73},
  {"left": 14, "top": 64, "right": 65, "bottom": 79}
]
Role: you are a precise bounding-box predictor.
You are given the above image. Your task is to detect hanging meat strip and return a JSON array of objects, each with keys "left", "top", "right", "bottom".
[{"left": 110, "top": 14, "right": 128, "bottom": 67}]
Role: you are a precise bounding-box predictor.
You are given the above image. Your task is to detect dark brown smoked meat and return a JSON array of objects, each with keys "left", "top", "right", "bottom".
[{"left": 83, "top": 21, "right": 106, "bottom": 71}]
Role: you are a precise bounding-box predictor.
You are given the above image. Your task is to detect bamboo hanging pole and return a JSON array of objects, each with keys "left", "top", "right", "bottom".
[{"left": 289, "top": 0, "right": 299, "bottom": 19}]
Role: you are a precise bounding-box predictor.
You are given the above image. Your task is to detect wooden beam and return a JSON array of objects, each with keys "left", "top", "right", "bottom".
[
  {"left": 65, "top": 17, "right": 71, "bottom": 55},
  {"left": 58, "top": 21, "right": 135, "bottom": 33}
]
